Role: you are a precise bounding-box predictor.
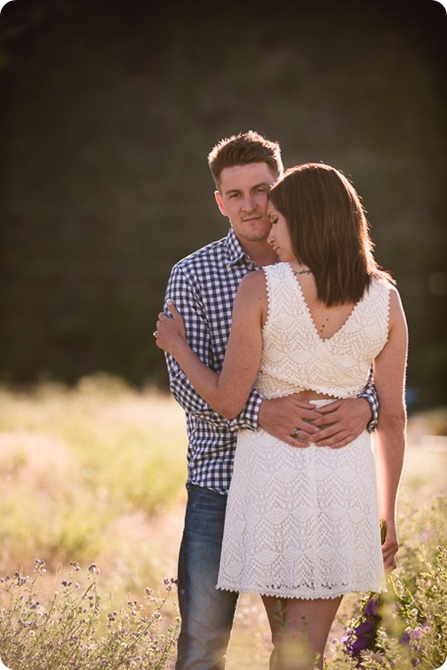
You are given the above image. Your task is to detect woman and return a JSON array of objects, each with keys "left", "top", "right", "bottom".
[{"left": 155, "top": 163, "right": 408, "bottom": 670}]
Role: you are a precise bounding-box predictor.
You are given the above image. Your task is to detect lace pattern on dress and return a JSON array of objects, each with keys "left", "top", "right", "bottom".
[
  {"left": 257, "top": 263, "right": 391, "bottom": 399},
  {"left": 216, "top": 264, "right": 392, "bottom": 599}
]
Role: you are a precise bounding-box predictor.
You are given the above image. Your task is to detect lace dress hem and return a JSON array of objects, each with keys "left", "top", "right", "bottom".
[{"left": 216, "top": 582, "right": 387, "bottom": 600}]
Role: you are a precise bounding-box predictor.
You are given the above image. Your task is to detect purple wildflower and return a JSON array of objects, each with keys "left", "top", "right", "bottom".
[
  {"left": 400, "top": 625, "right": 426, "bottom": 646},
  {"left": 355, "top": 620, "right": 375, "bottom": 636},
  {"left": 400, "top": 631, "right": 411, "bottom": 645},
  {"left": 364, "top": 597, "right": 379, "bottom": 618},
  {"left": 343, "top": 595, "right": 382, "bottom": 663}
]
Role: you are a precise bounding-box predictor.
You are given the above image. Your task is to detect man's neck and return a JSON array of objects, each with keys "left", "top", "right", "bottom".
[{"left": 242, "top": 241, "right": 278, "bottom": 268}]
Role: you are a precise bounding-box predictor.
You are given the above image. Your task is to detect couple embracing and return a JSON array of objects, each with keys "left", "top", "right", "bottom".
[{"left": 154, "top": 131, "right": 408, "bottom": 670}]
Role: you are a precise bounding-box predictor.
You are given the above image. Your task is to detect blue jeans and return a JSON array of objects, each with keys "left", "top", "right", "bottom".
[{"left": 175, "top": 485, "right": 239, "bottom": 670}]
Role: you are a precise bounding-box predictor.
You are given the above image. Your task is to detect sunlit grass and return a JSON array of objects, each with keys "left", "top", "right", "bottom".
[
  {"left": 0, "top": 374, "right": 187, "bottom": 578},
  {"left": 0, "top": 376, "right": 446, "bottom": 669},
  {"left": 0, "top": 560, "right": 179, "bottom": 670}
]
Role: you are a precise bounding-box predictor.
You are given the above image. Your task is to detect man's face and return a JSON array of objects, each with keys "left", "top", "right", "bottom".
[{"left": 215, "top": 163, "right": 277, "bottom": 245}]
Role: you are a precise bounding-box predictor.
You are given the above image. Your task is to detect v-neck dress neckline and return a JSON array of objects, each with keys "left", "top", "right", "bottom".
[{"left": 286, "top": 262, "right": 363, "bottom": 344}]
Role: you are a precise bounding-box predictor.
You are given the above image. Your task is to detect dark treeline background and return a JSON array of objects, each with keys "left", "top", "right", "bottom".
[{"left": 0, "top": 0, "right": 446, "bottom": 412}]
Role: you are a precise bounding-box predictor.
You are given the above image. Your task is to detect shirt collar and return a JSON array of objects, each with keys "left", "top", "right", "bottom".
[{"left": 225, "top": 228, "right": 258, "bottom": 269}]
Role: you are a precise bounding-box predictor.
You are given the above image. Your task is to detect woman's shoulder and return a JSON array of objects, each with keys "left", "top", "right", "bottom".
[
  {"left": 238, "top": 267, "right": 267, "bottom": 296},
  {"left": 369, "top": 276, "right": 405, "bottom": 322},
  {"left": 370, "top": 274, "right": 397, "bottom": 297},
  {"left": 234, "top": 269, "right": 269, "bottom": 319}
]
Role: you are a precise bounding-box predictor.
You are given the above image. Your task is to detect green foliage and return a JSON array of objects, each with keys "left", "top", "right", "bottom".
[
  {"left": 329, "top": 495, "right": 447, "bottom": 669},
  {"left": 0, "top": 0, "right": 446, "bottom": 409},
  {"left": 0, "top": 381, "right": 446, "bottom": 668}
]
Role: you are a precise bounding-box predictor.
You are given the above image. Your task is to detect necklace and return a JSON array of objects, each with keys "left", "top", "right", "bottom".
[{"left": 293, "top": 268, "right": 312, "bottom": 276}]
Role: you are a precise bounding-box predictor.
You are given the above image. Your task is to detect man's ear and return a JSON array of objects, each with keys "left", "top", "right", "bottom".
[{"left": 214, "top": 190, "right": 227, "bottom": 217}]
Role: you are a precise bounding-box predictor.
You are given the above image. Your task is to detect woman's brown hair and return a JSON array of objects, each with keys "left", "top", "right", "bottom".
[{"left": 269, "top": 163, "right": 394, "bottom": 306}]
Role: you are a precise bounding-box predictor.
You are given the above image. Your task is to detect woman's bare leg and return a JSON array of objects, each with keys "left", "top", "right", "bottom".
[
  {"left": 262, "top": 596, "right": 286, "bottom": 670},
  {"left": 262, "top": 595, "right": 343, "bottom": 670},
  {"left": 262, "top": 596, "right": 286, "bottom": 647}
]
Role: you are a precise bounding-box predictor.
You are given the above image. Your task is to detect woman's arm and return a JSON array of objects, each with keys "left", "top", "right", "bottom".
[
  {"left": 373, "top": 285, "right": 408, "bottom": 570},
  {"left": 156, "top": 271, "right": 267, "bottom": 419},
  {"left": 162, "top": 264, "right": 216, "bottom": 414},
  {"left": 161, "top": 263, "right": 264, "bottom": 430}
]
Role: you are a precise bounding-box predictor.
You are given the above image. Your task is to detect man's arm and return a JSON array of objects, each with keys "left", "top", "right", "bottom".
[{"left": 358, "top": 366, "right": 379, "bottom": 431}]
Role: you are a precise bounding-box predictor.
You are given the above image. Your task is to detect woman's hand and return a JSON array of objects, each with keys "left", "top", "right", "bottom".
[
  {"left": 154, "top": 299, "right": 186, "bottom": 355},
  {"left": 381, "top": 519, "right": 399, "bottom": 572}
]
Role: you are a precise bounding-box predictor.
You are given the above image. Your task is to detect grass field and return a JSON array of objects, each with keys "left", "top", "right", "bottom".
[{"left": 0, "top": 374, "right": 446, "bottom": 669}]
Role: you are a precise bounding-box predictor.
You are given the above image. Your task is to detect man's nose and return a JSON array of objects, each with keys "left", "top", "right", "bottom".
[{"left": 241, "top": 193, "right": 256, "bottom": 211}]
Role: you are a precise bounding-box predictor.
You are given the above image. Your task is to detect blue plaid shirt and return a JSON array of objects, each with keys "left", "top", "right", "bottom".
[{"left": 164, "top": 228, "right": 378, "bottom": 494}]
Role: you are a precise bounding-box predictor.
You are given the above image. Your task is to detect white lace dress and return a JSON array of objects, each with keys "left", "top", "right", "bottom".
[{"left": 217, "top": 262, "right": 391, "bottom": 600}]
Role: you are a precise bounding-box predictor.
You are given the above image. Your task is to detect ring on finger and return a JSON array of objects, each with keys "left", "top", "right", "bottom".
[{"left": 291, "top": 427, "right": 300, "bottom": 439}]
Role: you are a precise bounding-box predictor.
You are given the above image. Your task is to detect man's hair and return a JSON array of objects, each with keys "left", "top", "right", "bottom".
[
  {"left": 269, "top": 163, "right": 394, "bottom": 306},
  {"left": 208, "top": 130, "right": 283, "bottom": 188}
]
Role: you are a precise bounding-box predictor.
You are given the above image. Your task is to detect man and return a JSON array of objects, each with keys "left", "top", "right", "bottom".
[{"left": 157, "top": 131, "right": 378, "bottom": 670}]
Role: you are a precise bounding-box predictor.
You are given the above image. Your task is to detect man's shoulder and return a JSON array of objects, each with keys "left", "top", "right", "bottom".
[{"left": 171, "top": 235, "right": 229, "bottom": 274}]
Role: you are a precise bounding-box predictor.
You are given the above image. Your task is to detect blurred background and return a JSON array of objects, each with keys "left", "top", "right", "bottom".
[
  {"left": 1, "top": 0, "right": 446, "bottom": 413},
  {"left": 0, "top": 5, "right": 446, "bottom": 666}
]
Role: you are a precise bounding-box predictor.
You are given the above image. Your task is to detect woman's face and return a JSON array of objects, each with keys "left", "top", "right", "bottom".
[{"left": 267, "top": 202, "right": 296, "bottom": 262}]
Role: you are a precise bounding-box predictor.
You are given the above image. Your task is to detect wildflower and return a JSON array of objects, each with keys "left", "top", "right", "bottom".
[
  {"left": 364, "top": 597, "right": 379, "bottom": 618},
  {"left": 343, "top": 521, "right": 405, "bottom": 665},
  {"left": 34, "top": 559, "right": 47, "bottom": 574},
  {"left": 400, "top": 626, "right": 424, "bottom": 646},
  {"left": 343, "top": 604, "right": 381, "bottom": 662}
]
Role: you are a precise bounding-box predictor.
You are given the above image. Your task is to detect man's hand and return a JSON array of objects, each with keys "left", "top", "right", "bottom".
[
  {"left": 310, "top": 397, "right": 372, "bottom": 448},
  {"left": 258, "top": 396, "right": 321, "bottom": 448},
  {"left": 258, "top": 395, "right": 373, "bottom": 449}
]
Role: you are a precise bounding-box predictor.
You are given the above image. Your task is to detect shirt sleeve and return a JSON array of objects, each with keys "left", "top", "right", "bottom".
[
  {"left": 163, "top": 264, "right": 263, "bottom": 431},
  {"left": 358, "top": 365, "right": 379, "bottom": 432}
]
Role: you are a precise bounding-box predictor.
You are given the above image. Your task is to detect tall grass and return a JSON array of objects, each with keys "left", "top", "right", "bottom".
[
  {"left": 0, "top": 374, "right": 187, "bottom": 573},
  {"left": 0, "top": 560, "right": 179, "bottom": 670},
  {"left": 0, "top": 375, "right": 446, "bottom": 669}
]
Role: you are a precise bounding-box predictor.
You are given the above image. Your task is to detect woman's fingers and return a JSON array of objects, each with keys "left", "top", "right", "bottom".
[{"left": 166, "top": 298, "right": 182, "bottom": 320}]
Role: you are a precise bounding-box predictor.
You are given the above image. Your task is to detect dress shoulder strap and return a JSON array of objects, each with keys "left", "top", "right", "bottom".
[{"left": 262, "top": 262, "right": 307, "bottom": 327}]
